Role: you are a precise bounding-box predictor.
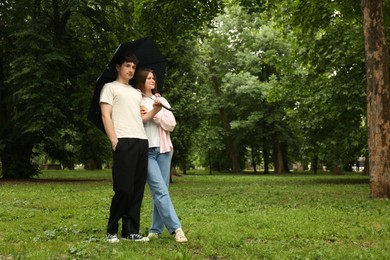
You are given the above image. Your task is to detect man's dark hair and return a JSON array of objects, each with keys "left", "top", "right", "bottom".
[{"left": 116, "top": 53, "right": 139, "bottom": 66}]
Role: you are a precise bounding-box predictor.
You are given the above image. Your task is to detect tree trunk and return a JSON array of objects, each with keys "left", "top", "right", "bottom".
[
  {"left": 363, "top": 154, "right": 369, "bottom": 176},
  {"left": 272, "top": 134, "right": 283, "bottom": 173},
  {"left": 263, "top": 135, "right": 270, "bottom": 174},
  {"left": 220, "top": 106, "right": 241, "bottom": 173},
  {"left": 272, "top": 132, "right": 288, "bottom": 173},
  {"left": 209, "top": 65, "right": 241, "bottom": 173},
  {"left": 52, "top": 0, "right": 71, "bottom": 45},
  {"left": 170, "top": 166, "right": 180, "bottom": 183},
  {"left": 362, "top": 0, "right": 390, "bottom": 198},
  {"left": 0, "top": 56, "right": 6, "bottom": 152},
  {"left": 312, "top": 156, "right": 318, "bottom": 174},
  {"left": 181, "top": 158, "right": 187, "bottom": 175},
  {"left": 251, "top": 145, "right": 257, "bottom": 173},
  {"left": 1, "top": 139, "right": 39, "bottom": 179},
  {"left": 33, "top": 0, "right": 41, "bottom": 19},
  {"left": 1, "top": 55, "right": 39, "bottom": 178},
  {"left": 84, "top": 158, "right": 102, "bottom": 170},
  {"left": 332, "top": 165, "right": 342, "bottom": 175},
  {"left": 282, "top": 143, "right": 290, "bottom": 173}
]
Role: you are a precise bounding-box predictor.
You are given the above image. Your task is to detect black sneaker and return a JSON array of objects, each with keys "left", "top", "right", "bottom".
[{"left": 123, "top": 234, "right": 149, "bottom": 242}]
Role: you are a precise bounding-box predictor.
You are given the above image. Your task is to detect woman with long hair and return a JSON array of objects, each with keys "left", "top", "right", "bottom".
[{"left": 135, "top": 68, "right": 188, "bottom": 243}]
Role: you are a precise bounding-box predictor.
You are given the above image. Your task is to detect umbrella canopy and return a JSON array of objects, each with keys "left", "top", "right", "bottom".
[{"left": 88, "top": 36, "right": 167, "bottom": 134}]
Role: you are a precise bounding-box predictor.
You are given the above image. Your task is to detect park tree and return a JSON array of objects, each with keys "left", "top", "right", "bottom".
[
  {"left": 361, "top": 0, "right": 390, "bottom": 198},
  {"left": 287, "top": 0, "right": 366, "bottom": 173},
  {"left": 239, "top": 0, "right": 368, "bottom": 174},
  {"left": 195, "top": 5, "right": 296, "bottom": 173},
  {"left": 248, "top": 0, "right": 389, "bottom": 184},
  {"left": 197, "top": 8, "right": 244, "bottom": 173},
  {"left": 0, "top": 0, "right": 140, "bottom": 177},
  {"left": 72, "top": 1, "right": 143, "bottom": 170},
  {"left": 1, "top": 0, "right": 74, "bottom": 178},
  {"left": 132, "top": 0, "right": 225, "bottom": 173},
  {"left": 269, "top": 0, "right": 390, "bottom": 187}
]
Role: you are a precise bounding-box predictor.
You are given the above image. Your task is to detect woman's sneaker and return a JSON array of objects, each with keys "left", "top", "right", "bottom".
[
  {"left": 174, "top": 228, "right": 188, "bottom": 243},
  {"left": 147, "top": 233, "right": 160, "bottom": 239},
  {"left": 107, "top": 233, "right": 120, "bottom": 243},
  {"left": 123, "top": 234, "right": 149, "bottom": 242}
]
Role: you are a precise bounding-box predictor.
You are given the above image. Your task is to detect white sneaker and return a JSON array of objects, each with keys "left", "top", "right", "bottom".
[
  {"left": 107, "top": 233, "right": 120, "bottom": 243},
  {"left": 174, "top": 228, "right": 188, "bottom": 243},
  {"left": 147, "top": 233, "right": 160, "bottom": 239}
]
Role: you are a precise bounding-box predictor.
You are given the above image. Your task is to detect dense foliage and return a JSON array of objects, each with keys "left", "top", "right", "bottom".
[{"left": 0, "top": 0, "right": 389, "bottom": 178}]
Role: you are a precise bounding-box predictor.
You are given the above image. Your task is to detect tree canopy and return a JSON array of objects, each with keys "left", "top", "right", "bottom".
[{"left": 1, "top": 0, "right": 389, "bottom": 197}]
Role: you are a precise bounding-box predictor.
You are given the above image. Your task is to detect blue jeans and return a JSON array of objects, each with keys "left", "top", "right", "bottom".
[{"left": 147, "top": 147, "right": 181, "bottom": 234}]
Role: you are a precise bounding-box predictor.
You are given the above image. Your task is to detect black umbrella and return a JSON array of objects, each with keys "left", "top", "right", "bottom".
[{"left": 88, "top": 36, "right": 167, "bottom": 134}]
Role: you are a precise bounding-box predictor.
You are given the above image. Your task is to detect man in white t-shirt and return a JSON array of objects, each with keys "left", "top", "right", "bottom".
[{"left": 100, "top": 54, "right": 161, "bottom": 242}]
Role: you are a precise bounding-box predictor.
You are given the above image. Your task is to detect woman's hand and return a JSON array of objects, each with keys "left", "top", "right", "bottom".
[{"left": 152, "top": 98, "right": 162, "bottom": 112}]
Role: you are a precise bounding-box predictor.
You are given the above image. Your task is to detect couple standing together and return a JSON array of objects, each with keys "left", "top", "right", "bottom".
[{"left": 99, "top": 53, "right": 187, "bottom": 243}]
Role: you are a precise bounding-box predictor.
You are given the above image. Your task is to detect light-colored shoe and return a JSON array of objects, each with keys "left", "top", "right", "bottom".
[
  {"left": 107, "top": 233, "right": 120, "bottom": 243},
  {"left": 147, "top": 233, "right": 160, "bottom": 239},
  {"left": 174, "top": 228, "right": 188, "bottom": 243}
]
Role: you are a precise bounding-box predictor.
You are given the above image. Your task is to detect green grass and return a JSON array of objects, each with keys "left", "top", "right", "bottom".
[{"left": 1, "top": 170, "right": 389, "bottom": 259}]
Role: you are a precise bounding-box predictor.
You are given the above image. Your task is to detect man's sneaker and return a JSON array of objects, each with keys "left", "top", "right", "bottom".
[
  {"left": 107, "top": 233, "right": 120, "bottom": 243},
  {"left": 174, "top": 228, "right": 188, "bottom": 243},
  {"left": 147, "top": 233, "right": 160, "bottom": 239},
  {"left": 123, "top": 234, "right": 149, "bottom": 242}
]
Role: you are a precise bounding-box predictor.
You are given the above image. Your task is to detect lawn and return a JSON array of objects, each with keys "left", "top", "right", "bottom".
[{"left": 0, "top": 170, "right": 389, "bottom": 259}]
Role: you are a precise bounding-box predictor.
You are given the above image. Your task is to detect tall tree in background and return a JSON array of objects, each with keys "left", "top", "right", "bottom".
[
  {"left": 132, "top": 0, "right": 225, "bottom": 173},
  {"left": 200, "top": 5, "right": 294, "bottom": 173},
  {"left": 361, "top": 0, "right": 390, "bottom": 198},
  {"left": 1, "top": 0, "right": 71, "bottom": 178},
  {"left": 253, "top": 0, "right": 368, "bottom": 173},
  {"left": 0, "top": 0, "right": 132, "bottom": 177}
]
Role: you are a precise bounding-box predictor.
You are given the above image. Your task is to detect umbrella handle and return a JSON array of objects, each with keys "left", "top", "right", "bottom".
[
  {"left": 142, "top": 93, "right": 174, "bottom": 112},
  {"left": 158, "top": 103, "right": 174, "bottom": 112}
]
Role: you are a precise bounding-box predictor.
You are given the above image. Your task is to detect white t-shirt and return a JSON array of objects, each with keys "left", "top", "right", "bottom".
[
  {"left": 142, "top": 96, "right": 160, "bottom": 148},
  {"left": 100, "top": 81, "right": 147, "bottom": 140}
]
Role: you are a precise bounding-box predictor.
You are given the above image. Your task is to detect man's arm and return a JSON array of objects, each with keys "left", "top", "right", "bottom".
[{"left": 100, "top": 102, "right": 118, "bottom": 151}]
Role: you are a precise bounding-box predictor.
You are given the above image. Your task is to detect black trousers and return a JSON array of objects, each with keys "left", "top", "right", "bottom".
[{"left": 106, "top": 138, "right": 148, "bottom": 236}]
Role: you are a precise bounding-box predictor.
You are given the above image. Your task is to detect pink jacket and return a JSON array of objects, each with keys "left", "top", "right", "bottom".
[{"left": 153, "top": 98, "right": 176, "bottom": 153}]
